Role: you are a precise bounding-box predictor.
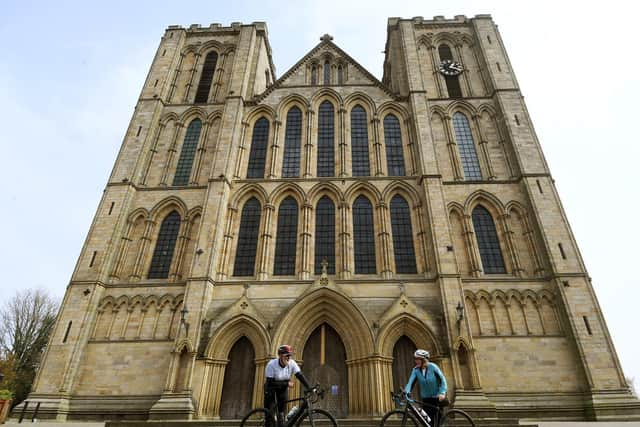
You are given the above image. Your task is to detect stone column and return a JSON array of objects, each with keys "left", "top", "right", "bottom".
[
  {"left": 267, "top": 119, "right": 282, "bottom": 179},
  {"left": 444, "top": 115, "right": 464, "bottom": 180},
  {"left": 130, "top": 219, "right": 156, "bottom": 280},
  {"left": 167, "top": 53, "right": 185, "bottom": 103},
  {"left": 159, "top": 122, "right": 184, "bottom": 186},
  {"left": 413, "top": 202, "right": 431, "bottom": 275},
  {"left": 462, "top": 214, "right": 482, "bottom": 277},
  {"left": 338, "top": 201, "right": 352, "bottom": 279},
  {"left": 183, "top": 52, "right": 201, "bottom": 103},
  {"left": 303, "top": 109, "right": 314, "bottom": 178},
  {"left": 217, "top": 206, "right": 237, "bottom": 280},
  {"left": 211, "top": 52, "right": 227, "bottom": 102},
  {"left": 404, "top": 117, "right": 418, "bottom": 175},
  {"left": 257, "top": 203, "right": 275, "bottom": 280},
  {"left": 428, "top": 45, "right": 445, "bottom": 98},
  {"left": 500, "top": 213, "right": 523, "bottom": 277},
  {"left": 233, "top": 121, "right": 250, "bottom": 179},
  {"left": 376, "top": 201, "right": 393, "bottom": 278},
  {"left": 472, "top": 114, "right": 496, "bottom": 179},
  {"left": 140, "top": 122, "right": 166, "bottom": 185},
  {"left": 110, "top": 221, "right": 134, "bottom": 280},
  {"left": 190, "top": 119, "right": 211, "bottom": 185},
  {"left": 371, "top": 115, "right": 384, "bottom": 176},
  {"left": 299, "top": 202, "right": 313, "bottom": 280},
  {"left": 169, "top": 218, "right": 192, "bottom": 281},
  {"left": 339, "top": 106, "right": 347, "bottom": 177},
  {"left": 455, "top": 43, "right": 474, "bottom": 97}
]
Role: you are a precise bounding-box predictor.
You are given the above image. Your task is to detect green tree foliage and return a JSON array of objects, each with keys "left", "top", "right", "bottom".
[{"left": 0, "top": 290, "right": 58, "bottom": 406}]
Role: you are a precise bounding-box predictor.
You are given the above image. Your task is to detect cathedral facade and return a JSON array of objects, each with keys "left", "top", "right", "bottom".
[{"left": 26, "top": 15, "right": 640, "bottom": 422}]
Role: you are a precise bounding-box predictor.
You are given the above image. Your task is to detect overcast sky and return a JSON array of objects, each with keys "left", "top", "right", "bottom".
[{"left": 1, "top": 0, "right": 638, "bottom": 393}]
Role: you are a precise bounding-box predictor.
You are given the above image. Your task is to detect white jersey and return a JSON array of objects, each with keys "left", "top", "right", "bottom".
[{"left": 265, "top": 358, "right": 301, "bottom": 381}]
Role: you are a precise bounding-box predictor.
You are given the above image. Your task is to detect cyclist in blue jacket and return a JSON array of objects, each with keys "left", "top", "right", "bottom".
[{"left": 404, "top": 349, "right": 447, "bottom": 424}]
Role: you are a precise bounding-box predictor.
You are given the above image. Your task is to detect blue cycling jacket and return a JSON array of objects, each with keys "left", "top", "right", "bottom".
[{"left": 404, "top": 363, "right": 447, "bottom": 399}]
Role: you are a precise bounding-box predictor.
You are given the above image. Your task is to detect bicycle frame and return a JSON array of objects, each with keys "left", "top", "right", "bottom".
[
  {"left": 267, "top": 386, "right": 322, "bottom": 427},
  {"left": 392, "top": 391, "right": 442, "bottom": 427}
]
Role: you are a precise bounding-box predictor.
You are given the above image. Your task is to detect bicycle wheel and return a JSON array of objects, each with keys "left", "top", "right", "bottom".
[
  {"left": 379, "top": 409, "right": 419, "bottom": 427},
  {"left": 440, "top": 409, "right": 475, "bottom": 427},
  {"left": 296, "top": 408, "right": 338, "bottom": 426},
  {"left": 240, "top": 408, "right": 274, "bottom": 427}
]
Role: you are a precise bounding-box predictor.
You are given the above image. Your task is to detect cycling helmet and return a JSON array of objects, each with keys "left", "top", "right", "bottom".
[
  {"left": 414, "top": 349, "right": 430, "bottom": 360},
  {"left": 278, "top": 344, "right": 294, "bottom": 356}
]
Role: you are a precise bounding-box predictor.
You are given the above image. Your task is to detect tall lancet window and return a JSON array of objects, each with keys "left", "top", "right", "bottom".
[
  {"left": 246, "top": 118, "right": 269, "bottom": 178},
  {"left": 353, "top": 195, "right": 376, "bottom": 274},
  {"left": 452, "top": 112, "right": 482, "bottom": 180},
  {"left": 438, "top": 44, "right": 462, "bottom": 98},
  {"left": 324, "top": 61, "right": 331, "bottom": 85},
  {"left": 390, "top": 195, "right": 417, "bottom": 273},
  {"left": 351, "top": 106, "right": 370, "bottom": 176},
  {"left": 311, "top": 65, "right": 318, "bottom": 85},
  {"left": 337, "top": 65, "right": 344, "bottom": 84},
  {"left": 233, "top": 198, "right": 262, "bottom": 276},
  {"left": 148, "top": 211, "right": 181, "bottom": 279},
  {"left": 384, "top": 114, "right": 406, "bottom": 176},
  {"left": 472, "top": 205, "right": 506, "bottom": 274},
  {"left": 315, "top": 196, "right": 336, "bottom": 274},
  {"left": 194, "top": 51, "right": 218, "bottom": 103},
  {"left": 172, "top": 118, "right": 202, "bottom": 186},
  {"left": 282, "top": 107, "right": 302, "bottom": 177},
  {"left": 317, "top": 101, "right": 335, "bottom": 177},
  {"left": 274, "top": 197, "right": 299, "bottom": 275}
]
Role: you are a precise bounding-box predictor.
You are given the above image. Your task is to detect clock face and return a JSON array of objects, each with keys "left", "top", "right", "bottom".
[{"left": 439, "top": 60, "right": 463, "bottom": 76}]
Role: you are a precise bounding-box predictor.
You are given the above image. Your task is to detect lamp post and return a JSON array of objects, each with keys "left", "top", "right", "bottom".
[
  {"left": 456, "top": 301, "right": 465, "bottom": 335},
  {"left": 180, "top": 306, "right": 189, "bottom": 336}
]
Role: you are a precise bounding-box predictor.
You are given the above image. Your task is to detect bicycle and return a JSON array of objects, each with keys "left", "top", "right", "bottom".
[
  {"left": 240, "top": 384, "right": 338, "bottom": 427},
  {"left": 379, "top": 391, "right": 475, "bottom": 427}
]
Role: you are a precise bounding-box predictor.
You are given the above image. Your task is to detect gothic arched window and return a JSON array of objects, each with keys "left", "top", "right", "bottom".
[
  {"left": 233, "top": 198, "right": 262, "bottom": 276},
  {"left": 452, "top": 112, "right": 482, "bottom": 180},
  {"left": 384, "top": 114, "right": 406, "bottom": 176},
  {"left": 353, "top": 195, "right": 376, "bottom": 274},
  {"left": 472, "top": 205, "right": 506, "bottom": 274},
  {"left": 148, "top": 211, "right": 181, "bottom": 279},
  {"left": 274, "top": 197, "right": 299, "bottom": 275},
  {"left": 390, "top": 195, "right": 417, "bottom": 273},
  {"left": 172, "top": 118, "right": 202, "bottom": 186},
  {"left": 194, "top": 51, "right": 218, "bottom": 103},
  {"left": 438, "top": 44, "right": 462, "bottom": 98},
  {"left": 351, "top": 105, "right": 370, "bottom": 176},
  {"left": 315, "top": 196, "right": 335, "bottom": 274},
  {"left": 282, "top": 107, "right": 302, "bottom": 177},
  {"left": 311, "top": 65, "right": 318, "bottom": 85},
  {"left": 317, "top": 101, "right": 335, "bottom": 177},
  {"left": 246, "top": 118, "right": 269, "bottom": 178},
  {"left": 337, "top": 65, "right": 344, "bottom": 84},
  {"left": 324, "top": 61, "right": 331, "bottom": 85}
]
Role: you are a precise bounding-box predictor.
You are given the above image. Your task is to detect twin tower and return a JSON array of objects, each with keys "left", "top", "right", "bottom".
[{"left": 25, "top": 15, "right": 640, "bottom": 422}]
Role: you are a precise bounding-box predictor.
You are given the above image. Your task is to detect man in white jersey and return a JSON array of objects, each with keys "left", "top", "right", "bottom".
[{"left": 264, "top": 344, "right": 311, "bottom": 425}]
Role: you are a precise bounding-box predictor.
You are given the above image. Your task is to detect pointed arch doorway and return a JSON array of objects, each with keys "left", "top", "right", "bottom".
[
  {"left": 302, "top": 323, "right": 349, "bottom": 418},
  {"left": 219, "top": 337, "right": 256, "bottom": 419},
  {"left": 392, "top": 335, "right": 417, "bottom": 392}
]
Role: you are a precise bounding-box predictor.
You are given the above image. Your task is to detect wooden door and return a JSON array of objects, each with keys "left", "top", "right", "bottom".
[
  {"left": 220, "top": 337, "right": 255, "bottom": 419},
  {"left": 392, "top": 335, "right": 417, "bottom": 393},
  {"left": 302, "top": 323, "right": 348, "bottom": 418}
]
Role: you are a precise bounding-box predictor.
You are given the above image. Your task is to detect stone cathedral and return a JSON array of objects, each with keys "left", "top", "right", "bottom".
[{"left": 25, "top": 15, "right": 640, "bottom": 422}]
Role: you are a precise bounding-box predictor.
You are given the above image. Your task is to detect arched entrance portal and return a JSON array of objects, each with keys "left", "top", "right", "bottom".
[
  {"left": 219, "top": 337, "right": 255, "bottom": 419},
  {"left": 392, "top": 335, "right": 417, "bottom": 392},
  {"left": 302, "top": 323, "right": 348, "bottom": 418}
]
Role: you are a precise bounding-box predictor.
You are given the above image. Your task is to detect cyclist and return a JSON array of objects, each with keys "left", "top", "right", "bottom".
[
  {"left": 404, "top": 349, "right": 447, "bottom": 425},
  {"left": 264, "top": 344, "right": 312, "bottom": 425}
]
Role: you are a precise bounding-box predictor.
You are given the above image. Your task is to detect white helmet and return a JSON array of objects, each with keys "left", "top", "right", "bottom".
[{"left": 414, "top": 349, "right": 430, "bottom": 360}]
